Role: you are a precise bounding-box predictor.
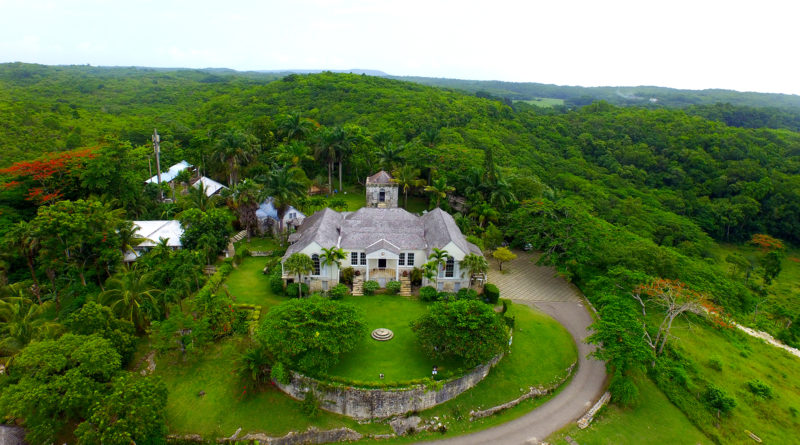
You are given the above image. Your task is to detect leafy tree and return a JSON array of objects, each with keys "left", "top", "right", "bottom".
[
  {"left": 0, "top": 289, "right": 60, "bottom": 355},
  {"left": 482, "top": 223, "right": 504, "bottom": 252},
  {"left": 391, "top": 165, "right": 425, "bottom": 209},
  {"left": 424, "top": 176, "right": 455, "bottom": 208},
  {"left": 0, "top": 334, "right": 121, "bottom": 444},
  {"left": 151, "top": 310, "right": 211, "bottom": 354},
  {"left": 66, "top": 301, "right": 137, "bottom": 365},
  {"left": 761, "top": 250, "right": 784, "bottom": 285},
  {"left": 3, "top": 221, "right": 40, "bottom": 300},
  {"left": 492, "top": 247, "right": 516, "bottom": 271},
  {"left": 283, "top": 253, "right": 313, "bottom": 298},
  {"left": 410, "top": 299, "right": 509, "bottom": 367},
  {"left": 468, "top": 201, "right": 499, "bottom": 229},
  {"left": 179, "top": 207, "right": 233, "bottom": 262},
  {"left": 378, "top": 142, "right": 405, "bottom": 171},
  {"left": 632, "top": 278, "right": 705, "bottom": 356},
  {"left": 214, "top": 129, "right": 260, "bottom": 185},
  {"left": 277, "top": 112, "right": 317, "bottom": 142},
  {"left": 100, "top": 266, "right": 161, "bottom": 333},
  {"left": 75, "top": 374, "right": 168, "bottom": 445},
  {"left": 273, "top": 141, "right": 314, "bottom": 168},
  {"left": 260, "top": 165, "right": 308, "bottom": 232},
  {"left": 225, "top": 179, "right": 265, "bottom": 241},
  {"left": 255, "top": 297, "right": 366, "bottom": 374}
]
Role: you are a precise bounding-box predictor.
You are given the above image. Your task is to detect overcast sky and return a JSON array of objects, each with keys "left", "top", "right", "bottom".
[{"left": 1, "top": 0, "right": 798, "bottom": 95}]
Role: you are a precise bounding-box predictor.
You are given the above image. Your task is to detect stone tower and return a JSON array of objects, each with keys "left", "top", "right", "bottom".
[{"left": 365, "top": 170, "right": 398, "bottom": 208}]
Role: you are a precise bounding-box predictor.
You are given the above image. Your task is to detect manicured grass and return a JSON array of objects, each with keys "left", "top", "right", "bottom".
[
  {"left": 156, "top": 339, "right": 390, "bottom": 438},
  {"left": 513, "top": 97, "right": 565, "bottom": 107},
  {"left": 234, "top": 237, "right": 281, "bottom": 252},
  {"left": 224, "top": 255, "right": 286, "bottom": 308},
  {"left": 550, "top": 374, "right": 709, "bottom": 445},
  {"left": 335, "top": 184, "right": 430, "bottom": 214},
  {"left": 325, "top": 294, "right": 462, "bottom": 384}
]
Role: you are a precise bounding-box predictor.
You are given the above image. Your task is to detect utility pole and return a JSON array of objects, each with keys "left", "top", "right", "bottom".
[{"left": 152, "top": 129, "right": 163, "bottom": 201}]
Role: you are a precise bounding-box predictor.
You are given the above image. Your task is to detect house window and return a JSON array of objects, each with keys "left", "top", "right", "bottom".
[
  {"left": 407, "top": 253, "right": 414, "bottom": 267},
  {"left": 378, "top": 258, "right": 387, "bottom": 269},
  {"left": 379, "top": 189, "right": 386, "bottom": 202},
  {"left": 351, "top": 252, "right": 358, "bottom": 265},
  {"left": 360, "top": 252, "right": 366, "bottom": 265},
  {"left": 445, "top": 256, "right": 455, "bottom": 278},
  {"left": 399, "top": 253, "right": 405, "bottom": 266},
  {"left": 289, "top": 212, "right": 296, "bottom": 219},
  {"left": 311, "top": 254, "right": 321, "bottom": 275}
]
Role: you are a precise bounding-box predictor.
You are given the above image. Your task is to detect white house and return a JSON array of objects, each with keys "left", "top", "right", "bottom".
[
  {"left": 124, "top": 220, "right": 184, "bottom": 262},
  {"left": 192, "top": 176, "right": 228, "bottom": 197},
  {"left": 281, "top": 207, "right": 482, "bottom": 292},
  {"left": 256, "top": 197, "right": 306, "bottom": 234},
  {"left": 145, "top": 160, "right": 193, "bottom": 185}
]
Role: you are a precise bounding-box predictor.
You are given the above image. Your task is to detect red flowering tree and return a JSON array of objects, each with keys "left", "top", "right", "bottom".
[
  {"left": 632, "top": 278, "right": 706, "bottom": 355},
  {"left": 0, "top": 148, "right": 95, "bottom": 205}
]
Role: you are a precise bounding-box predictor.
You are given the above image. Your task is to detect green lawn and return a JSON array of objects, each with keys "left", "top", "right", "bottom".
[
  {"left": 225, "top": 255, "right": 285, "bottom": 308},
  {"left": 325, "top": 294, "right": 462, "bottom": 384},
  {"left": 513, "top": 97, "right": 565, "bottom": 108},
  {"left": 550, "top": 374, "right": 709, "bottom": 445},
  {"left": 156, "top": 339, "right": 390, "bottom": 438},
  {"left": 335, "top": 184, "right": 431, "bottom": 214},
  {"left": 234, "top": 237, "right": 281, "bottom": 252}
]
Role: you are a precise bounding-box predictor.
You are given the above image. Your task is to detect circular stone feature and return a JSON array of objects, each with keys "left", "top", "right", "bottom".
[{"left": 371, "top": 328, "right": 394, "bottom": 341}]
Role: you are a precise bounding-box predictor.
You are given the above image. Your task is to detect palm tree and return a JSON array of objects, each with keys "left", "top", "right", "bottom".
[
  {"left": 226, "top": 179, "right": 265, "bottom": 241},
  {"left": 378, "top": 142, "right": 405, "bottom": 171},
  {"left": 392, "top": 165, "right": 426, "bottom": 209},
  {"left": 427, "top": 248, "right": 449, "bottom": 288},
  {"left": 184, "top": 182, "right": 217, "bottom": 212},
  {"left": 273, "top": 141, "right": 314, "bottom": 168},
  {"left": 284, "top": 253, "right": 313, "bottom": 298},
  {"left": 334, "top": 126, "right": 361, "bottom": 193},
  {"left": 422, "top": 261, "right": 438, "bottom": 289},
  {"left": 0, "top": 289, "right": 59, "bottom": 355},
  {"left": 277, "top": 112, "right": 317, "bottom": 142},
  {"left": 3, "top": 221, "right": 41, "bottom": 302},
  {"left": 320, "top": 246, "right": 347, "bottom": 283},
  {"left": 261, "top": 165, "right": 308, "bottom": 233},
  {"left": 313, "top": 127, "right": 339, "bottom": 196},
  {"left": 214, "top": 129, "right": 260, "bottom": 185},
  {"left": 468, "top": 202, "right": 500, "bottom": 229},
  {"left": 100, "top": 266, "right": 161, "bottom": 333},
  {"left": 488, "top": 178, "right": 516, "bottom": 208},
  {"left": 461, "top": 253, "right": 489, "bottom": 287},
  {"left": 424, "top": 177, "right": 455, "bottom": 208}
]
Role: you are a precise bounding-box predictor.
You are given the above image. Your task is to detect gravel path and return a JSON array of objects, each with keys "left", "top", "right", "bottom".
[{"left": 423, "top": 252, "right": 608, "bottom": 445}]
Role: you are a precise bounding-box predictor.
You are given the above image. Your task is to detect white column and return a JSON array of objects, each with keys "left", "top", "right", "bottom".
[
  {"left": 395, "top": 260, "right": 399, "bottom": 281},
  {"left": 366, "top": 259, "right": 370, "bottom": 281}
]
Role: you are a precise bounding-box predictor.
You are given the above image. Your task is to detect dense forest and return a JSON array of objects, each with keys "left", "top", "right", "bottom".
[{"left": 1, "top": 63, "right": 799, "bottom": 443}]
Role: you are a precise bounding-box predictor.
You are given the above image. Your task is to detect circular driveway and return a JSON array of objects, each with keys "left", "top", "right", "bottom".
[{"left": 423, "top": 252, "right": 608, "bottom": 445}]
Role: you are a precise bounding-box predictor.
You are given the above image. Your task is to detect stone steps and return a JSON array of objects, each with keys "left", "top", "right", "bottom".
[
  {"left": 352, "top": 276, "right": 364, "bottom": 296},
  {"left": 399, "top": 276, "right": 412, "bottom": 297},
  {"left": 230, "top": 230, "right": 248, "bottom": 243}
]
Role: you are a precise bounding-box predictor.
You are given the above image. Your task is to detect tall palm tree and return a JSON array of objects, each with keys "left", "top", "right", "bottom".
[
  {"left": 392, "top": 165, "right": 426, "bottom": 209},
  {"left": 184, "top": 182, "right": 217, "bottom": 212},
  {"left": 277, "top": 112, "right": 317, "bottom": 142},
  {"left": 214, "top": 129, "right": 260, "bottom": 185},
  {"left": 284, "top": 253, "right": 313, "bottom": 298},
  {"left": 378, "top": 142, "right": 405, "bottom": 171},
  {"left": 100, "top": 266, "right": 160, "bottom": 333},
  {"left": 461, "top": 253, "right": 489, "bottom": 287},
  {"left": 424, "top": 177, "right": 455, "bottom": 208},
  {"left": 3, "top": 221, "right": 41, "bottom": 302},
  {"left": 320, "top": 246, "right": 347, "bottom": 283},
  {"left": 226, "top": 179, "right": 265, "bottom": 241},
  {"left": 313, "top": 127, "right": 339, "bottom": 196},
  {"left": 334, "top": 126, "right": 361, "bottom": 193},
  {"left": 261, "top": 165, "right": 307, "bottom": 233}
]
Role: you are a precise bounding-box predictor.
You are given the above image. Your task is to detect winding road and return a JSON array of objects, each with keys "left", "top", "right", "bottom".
[{"left": 425, "top": 252, "right": 608, "bottom": 445}]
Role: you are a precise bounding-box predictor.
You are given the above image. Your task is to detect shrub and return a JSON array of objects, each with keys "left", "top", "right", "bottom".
[
  {"left": 271, "top": 362, "right": 290, "bottom": 384},
  {"left": 328, "top": 283, "right": 350, "bottom": 300},
  {"left": 610, "top": 371, "right": 639, "bottom": 406},
  {"left": 746, "top": 379, "right": 774, "bottom": 399},
  {"left": 386, "top": 280, "right": 402, "bottom": 295},
  {"left": 269, "top": 273, "right": 285, "bottom": 295},
  {"left": 483, "top": 283, "right": 500, "bottom": 304},
  {"left": 438, "top": 291, "right": 454, "bottom": 301},
  {"left": 301, "top": 390, "right": 320, "bottom": 417},
  {"left": 270, "top": 248, "right": 287, "bottom": 258},
  {"left": 456, "top": 288, "right": 478, "bottom": 301},
  {"left": 285, "top": 282, "right": 309, "bottom": 298},
  {"left": 419, "top": 286, "right": 438, "bottom": 302},
  {"left": 340, "top": 267, "right": 354, "bottom": 286},
  {"left": 410, "top": 267, "right": 423, "bottom": 286},
  {"left": 707, "top": 356, "right": 723, "bottom": 371},
  {"left": 263, "top": 257, "right": 281, "bottom": 274},
  {"left": 703, "top": 383, "right": 737, "bottom": 414},
  {"left": 363, "top": 280, "right": 379, "bottom": 295}
]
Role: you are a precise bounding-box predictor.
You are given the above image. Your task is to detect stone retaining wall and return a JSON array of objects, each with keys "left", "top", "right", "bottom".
[{"left": 275, "top": 354, "right": 503, "bottom": 420}]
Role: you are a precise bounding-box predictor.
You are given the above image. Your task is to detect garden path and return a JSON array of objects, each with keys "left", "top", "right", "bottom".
[{"left": 424, "top": 251, "right": 608, "bottom": 445}]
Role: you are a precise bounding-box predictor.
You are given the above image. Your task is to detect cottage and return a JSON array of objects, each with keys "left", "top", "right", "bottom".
[
  {"left": 365, "top": 170, "right": 399, "bottom": 208},
  {"left": 256, "top": 197, "right": 306, "bottom": 234},
  {"left": 145, "top": 160, "right": 193, "bottom": 185},
  {"left": 281, "top": 207, "right": 482, "bottom": 292},
  {"left": 124, "top": 220, "right": 183, "bottom": 262},
  {"left": 192, "top": 176, "right": 227, "bottom": 197}
]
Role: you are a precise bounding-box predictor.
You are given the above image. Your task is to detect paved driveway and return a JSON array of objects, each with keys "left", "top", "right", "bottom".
[{"left": 423, "top": 252, "right": 608, "bottom": 445}]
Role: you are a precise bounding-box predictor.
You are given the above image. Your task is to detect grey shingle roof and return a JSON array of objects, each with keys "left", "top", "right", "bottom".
[
  {"left": 366, "top": 170, "right": 393, "bottom": 184},
  {"left": 284, "top": 207, "right": 482, "bottom": 260}
]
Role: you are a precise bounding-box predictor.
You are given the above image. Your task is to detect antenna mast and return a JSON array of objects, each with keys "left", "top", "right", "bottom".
[{"left": 152, "top": 129, "right": 163, "bottom": 200}]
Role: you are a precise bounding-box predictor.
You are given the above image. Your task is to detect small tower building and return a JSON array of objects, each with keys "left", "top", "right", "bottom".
[{"left": 366, "top": 170, "right": 398, "bottom": 208}]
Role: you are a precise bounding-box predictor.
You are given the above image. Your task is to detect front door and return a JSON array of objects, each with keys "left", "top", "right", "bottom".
[
  {"left": 378, "top": 258, "right": 387, "bottom": 269},
  {"left": 379, "top": 190, "right": 386, "bottom": 202}
]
